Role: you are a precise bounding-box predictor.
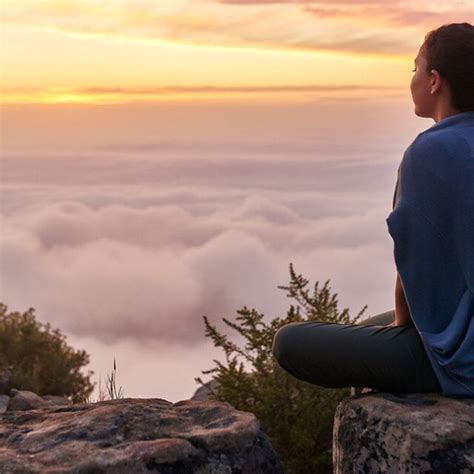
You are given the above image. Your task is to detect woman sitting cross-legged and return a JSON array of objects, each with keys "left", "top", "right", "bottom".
[{"left": 272, "top": 23, "right": 474, "bottom": 398}]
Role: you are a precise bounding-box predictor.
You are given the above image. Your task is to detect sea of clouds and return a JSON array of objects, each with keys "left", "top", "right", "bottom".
[{"left": 0, "top": 100, "right": 431, "bottom": 400}]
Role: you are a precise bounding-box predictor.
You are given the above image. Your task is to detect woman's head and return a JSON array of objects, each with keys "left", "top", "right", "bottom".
[{"left": 410, "top": 23, "right": 474, "bottom": 119}]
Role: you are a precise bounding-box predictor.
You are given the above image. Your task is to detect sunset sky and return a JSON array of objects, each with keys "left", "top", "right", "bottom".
[{"left": 2, "top": 0, "right": 472, "bottom": 104}]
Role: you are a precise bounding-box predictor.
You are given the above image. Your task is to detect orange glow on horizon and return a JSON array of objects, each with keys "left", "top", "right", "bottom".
[
  {"left": 0, "top": 85, "right": 407, "bottom": 106},
  {"left": 1, "top": 0, "right": 469, "bottom": 105}
]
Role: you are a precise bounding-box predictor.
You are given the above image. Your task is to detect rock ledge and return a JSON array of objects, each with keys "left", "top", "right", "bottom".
[
  {"left": 333, "top": 392, "right": 474, "bottom": 473},
  {"left": 0, "top": 397, "right": 283, "bottom": 473}
]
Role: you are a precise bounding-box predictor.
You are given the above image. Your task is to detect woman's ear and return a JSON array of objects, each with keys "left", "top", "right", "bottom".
[{"left": 430, "top": 69, "right": 442, "bottom": 94}]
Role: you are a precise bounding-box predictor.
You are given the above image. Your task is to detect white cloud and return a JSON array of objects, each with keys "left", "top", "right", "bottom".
[{"left": 0, "top": 174, "right": 394, "bottom": 343}]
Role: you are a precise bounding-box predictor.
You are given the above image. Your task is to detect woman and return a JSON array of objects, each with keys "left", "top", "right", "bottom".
[{"left": 272, "top": 23, "right": 474, "bottom": 397}]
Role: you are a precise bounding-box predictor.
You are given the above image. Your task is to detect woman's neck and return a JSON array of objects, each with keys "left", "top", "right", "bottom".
[{"left": 432, "top": 99, "right": 461, "bottom": 123}]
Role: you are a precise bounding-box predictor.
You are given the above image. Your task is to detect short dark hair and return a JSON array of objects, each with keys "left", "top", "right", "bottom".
[{"left": 423, "top": 23, "right": 474, "bottom": 112}]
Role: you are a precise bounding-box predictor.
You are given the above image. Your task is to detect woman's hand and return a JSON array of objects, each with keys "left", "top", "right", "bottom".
[
  {"left": 384, "top": 274, "right": 414, "bottom": 327},
  {"left": 394, "top": 272, "right": 413, "bottom": 326}
]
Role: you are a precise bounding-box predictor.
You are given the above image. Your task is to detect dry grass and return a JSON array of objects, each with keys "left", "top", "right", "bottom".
[{"left": 86, "top": 357, "right": 124, "bottom": 403}]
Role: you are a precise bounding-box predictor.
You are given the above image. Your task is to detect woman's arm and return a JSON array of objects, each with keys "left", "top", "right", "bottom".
[{"left": 387, "top": 272, "right": 414, "bottom": 327}]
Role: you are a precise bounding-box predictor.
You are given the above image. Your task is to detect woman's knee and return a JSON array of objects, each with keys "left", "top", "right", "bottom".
[
  {"left": 272, "top": 320, "right": 334, "bottom": 363},
  {"left": 271, "top": 323, "right": 300, "bottom": 364},
  {"left": 271, "top": 321, "right": 343, "bottom": 385}
]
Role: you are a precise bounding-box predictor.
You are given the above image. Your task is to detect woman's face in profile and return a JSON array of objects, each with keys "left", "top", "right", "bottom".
[{"left": 410, "top": 45, "right": 435, "bottom": 118}]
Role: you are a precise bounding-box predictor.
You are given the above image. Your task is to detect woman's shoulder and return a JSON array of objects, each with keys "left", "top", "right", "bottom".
[
  {"left": 413, "top": 115, "right": 474, "bottom": 159},
  {"left": 416, "top": 125, "right": 471, "bottom": 153},
  {"left": 403, "top": 124, "right": 473, "bottom": 181}
]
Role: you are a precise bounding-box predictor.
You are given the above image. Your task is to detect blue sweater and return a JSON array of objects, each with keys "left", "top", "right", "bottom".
[{"left": 386, "top": 111, "right": 474, "bottom": 398}]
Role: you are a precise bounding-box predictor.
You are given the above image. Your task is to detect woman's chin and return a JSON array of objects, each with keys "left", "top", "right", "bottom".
[{"left": 413, "top": 107, "right": 432, "bottom": 119}]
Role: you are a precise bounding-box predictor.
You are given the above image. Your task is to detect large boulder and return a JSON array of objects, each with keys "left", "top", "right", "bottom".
[
  {"left": 333, "top": 392, "right": 474, "bottom": 473},
  {"left": 7, "top": 389, "right": 51, "bottom": 411},
  {"left": 0, "top": 397, "right": 283, "bottom": 473}
]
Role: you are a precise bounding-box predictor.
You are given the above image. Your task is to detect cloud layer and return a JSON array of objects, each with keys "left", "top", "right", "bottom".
[{"left": 1, "top": 173, "right": 394, "bottom": 343}]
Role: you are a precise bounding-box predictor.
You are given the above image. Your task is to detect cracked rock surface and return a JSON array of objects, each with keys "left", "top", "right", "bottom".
[
  {"left": 333, "top": 392, "right": 474, "bottom": 473},
  {"left": 0, "top": 398, "right": 283, "bottom": 473}
]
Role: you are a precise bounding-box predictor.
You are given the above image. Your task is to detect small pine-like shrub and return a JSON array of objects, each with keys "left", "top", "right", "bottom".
[{"left": 196, "top": 263, "right": 367, "bottom": 474}]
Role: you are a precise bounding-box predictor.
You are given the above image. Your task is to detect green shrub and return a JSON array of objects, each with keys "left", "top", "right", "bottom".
[
  {"left": 196, "top": 263, "right": 367, "bottom": 474},
  {"left": 0, "top": 303, "right": 94, "bottom": 403}
]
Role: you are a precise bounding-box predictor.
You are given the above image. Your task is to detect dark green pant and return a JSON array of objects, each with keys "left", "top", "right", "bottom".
[{"left": 271, "top": 310, "right": 442, "bottom": 393}]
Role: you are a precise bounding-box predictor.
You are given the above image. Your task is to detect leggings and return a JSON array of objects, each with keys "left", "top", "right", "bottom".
[{"left": 271, "top": 310, "right": 442, "bottom": 394}]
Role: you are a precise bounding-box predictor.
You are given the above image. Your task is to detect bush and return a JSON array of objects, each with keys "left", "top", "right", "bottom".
[
  {"left": 0, "top": 303, "right": 94, "bottom": 403},
  {"left": 195, "top": 263, "right": 367, "bottom": 474}
]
